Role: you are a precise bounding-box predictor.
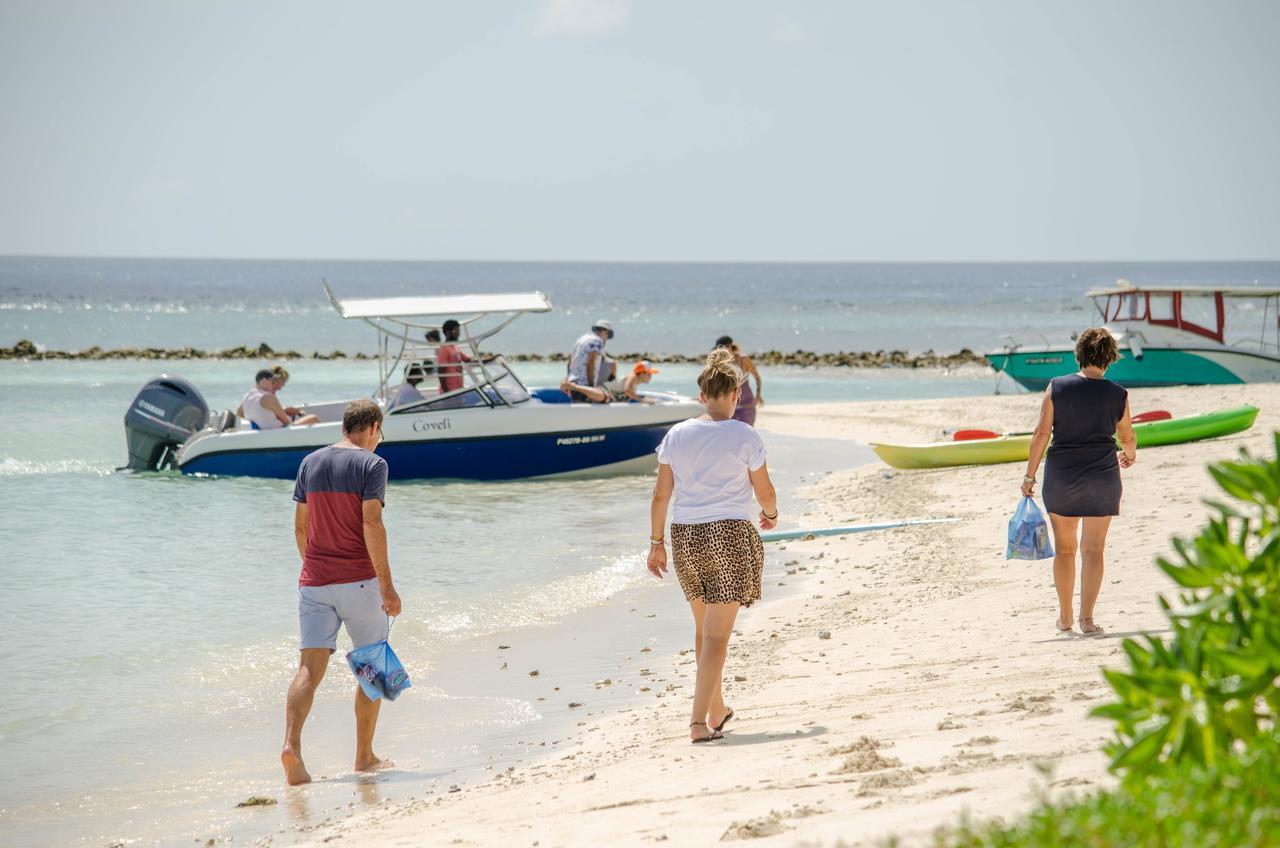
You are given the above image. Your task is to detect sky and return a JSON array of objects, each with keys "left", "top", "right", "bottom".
[{"left": 1, "top": 0, "right": 1277, "bottom": 262}]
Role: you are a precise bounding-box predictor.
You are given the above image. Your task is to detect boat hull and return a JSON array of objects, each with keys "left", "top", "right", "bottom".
[
  {"left": 986, "top": 347, "right": 1280, "bottom": 391},
  {"left": 870, "top": 405, "right": 1258, "bottom": 469},
  {"left": 176, "top": 396, "right": 702, "bottom": 481}
]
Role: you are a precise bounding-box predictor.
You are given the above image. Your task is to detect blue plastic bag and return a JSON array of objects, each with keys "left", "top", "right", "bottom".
[
  {"left": 1006, "top": 496, "right": 1055, "bottom": 560},
  {"left": 345, "top": 626, "right": 411, "bottom": 702}
]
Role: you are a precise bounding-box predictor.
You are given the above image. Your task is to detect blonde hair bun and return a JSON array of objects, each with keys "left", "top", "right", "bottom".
[{"left": 698, "top": 348, "right": 743, "bottom": 399}]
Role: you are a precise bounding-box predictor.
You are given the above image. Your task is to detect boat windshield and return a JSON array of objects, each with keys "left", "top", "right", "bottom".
[
  {"left": 386, "top": 353, "right": 531, "bottom": 414},
  {"left": 1097, "top": 290, "right": 1226, "bottom": 343},
  {"left": 1094, "top": 288, "right": 1280, "bottom": 354}
]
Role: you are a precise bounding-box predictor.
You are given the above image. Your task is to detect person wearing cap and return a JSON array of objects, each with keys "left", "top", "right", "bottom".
[
  {"left": 566, "top": 320, "right": 614, "bottom": 402},
  {"left": 561, "top": 360, "right": 659, "bottom": 404},
  {"left": 715, "top": 336, "right": 763, "bottom": 427}
]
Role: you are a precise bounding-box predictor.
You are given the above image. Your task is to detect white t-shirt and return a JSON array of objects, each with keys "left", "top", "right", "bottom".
[
  {"left": 240, "top": 387, "right": 283, "bottom": 430},
  {"left": 657, "top": 418, "right": 767, "bottom": 525},
  {"left": 568, "top": 332, "right": 605, "bottom": 384}
]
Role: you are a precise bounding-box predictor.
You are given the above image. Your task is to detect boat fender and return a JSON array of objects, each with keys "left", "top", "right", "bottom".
[{"left": 1129, "top": 336, "right": 1144, "bottom": 360}]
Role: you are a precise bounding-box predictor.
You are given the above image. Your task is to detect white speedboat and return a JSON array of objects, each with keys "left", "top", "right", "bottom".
[
  {"left": 122, "top": 285, "right": 702, "bottom": 480},
  {"left": 986, "top": 282, "right": 1280, "bottom": 390}
]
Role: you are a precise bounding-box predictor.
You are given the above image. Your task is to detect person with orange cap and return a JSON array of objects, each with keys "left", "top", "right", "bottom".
[{"left": 561, "top": 360, "right": 659, "bottom": 404}]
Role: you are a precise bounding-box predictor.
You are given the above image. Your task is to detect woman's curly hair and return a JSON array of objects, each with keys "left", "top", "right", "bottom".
[
  {"left": 1075, "top": 327, "right": 1120, "bottom": 369},
  {"left": 697, "top": 348, "right": 743, "bottom": 399}
]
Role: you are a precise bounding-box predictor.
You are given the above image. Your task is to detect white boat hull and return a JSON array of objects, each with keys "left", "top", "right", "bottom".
[{"left": 175, "top": 393, "right": 702, "bottom": 480}]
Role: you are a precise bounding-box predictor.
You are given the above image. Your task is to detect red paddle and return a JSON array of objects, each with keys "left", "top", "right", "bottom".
[{"left": 950, "top": 410, "right": 1171, "bottom": 441}]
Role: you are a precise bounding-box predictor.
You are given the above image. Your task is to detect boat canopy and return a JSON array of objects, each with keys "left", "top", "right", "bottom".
[
  {"left": 319, "top": 280, "right": 555, "bottom": 410},
  {"left": 1087, "top": 281, "right": 1280, "bottom": 347},
  {"left": 329, "top": 291, "right": 553, "bottom": 320},
  {"left": 1084, "top": 283, "right": 1280, "bottom": 299}
]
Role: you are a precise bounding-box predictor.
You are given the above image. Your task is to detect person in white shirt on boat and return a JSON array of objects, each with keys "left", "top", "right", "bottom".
[
  {"left": 566, "top": 320, "right": 614, "bottom": 402},
  {"left": 270, "top": 366, "right": 320, "bottom": 424},
  {"left": 238, "top": 368, "right": 320, "bottom": 429},
  {"left": 561, "top": 360, "right": 658, "bottom": 404}
]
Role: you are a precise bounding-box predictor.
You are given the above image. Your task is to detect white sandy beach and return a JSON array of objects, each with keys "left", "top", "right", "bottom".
[{"left": 283, "top": 383, "right": 1275, "bottom": 848}]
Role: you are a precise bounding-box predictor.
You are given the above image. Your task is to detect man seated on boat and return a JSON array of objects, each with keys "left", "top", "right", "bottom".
[
  {"left": 561, "top": 360, "right": 658, "bottom": 404},
  {"left": 237, "top": 368, "right": 321, "bottom": 429},
  {"left": 269, "top": 366, "right": 320, "bottom": 423},
  {"left": 390, "top": 363, "right": 428, "bottom": 409},
  {"left": 566, "top": 319, "right": 614, "bottom": 402}
]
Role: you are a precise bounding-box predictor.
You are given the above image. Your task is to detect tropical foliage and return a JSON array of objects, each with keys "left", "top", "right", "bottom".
[{"left": 1092, "top": 433, "right": 1280, "bottom": 775}]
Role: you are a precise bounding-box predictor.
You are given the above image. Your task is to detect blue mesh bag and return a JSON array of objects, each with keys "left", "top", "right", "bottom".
[
  {"left": 1006, "top": 496, "right": 1055, "bottom": 560},
  {"left": 345, "top": 619, "right": 411, "bottom": 702}
]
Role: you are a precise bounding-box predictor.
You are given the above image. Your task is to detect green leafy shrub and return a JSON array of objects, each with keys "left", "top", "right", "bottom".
[
  {"left": 927, "top": 731, "right": 1280, "bottom": 847},
  {"left": 1091, "top": 433, "right": 1280, "bottom": 775}
]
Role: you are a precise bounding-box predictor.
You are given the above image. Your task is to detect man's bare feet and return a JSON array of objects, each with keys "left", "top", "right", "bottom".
[
  {"left": 355, "top": 754, "right": 392, "bottom": 773},
  {"left": 281, "top": 745, "right": 312, "bottom": 785}
]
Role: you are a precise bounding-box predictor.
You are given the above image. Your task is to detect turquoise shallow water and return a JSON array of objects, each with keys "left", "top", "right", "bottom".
[{"left": 0, "top": 356, "right": 965, "bottom": 846}]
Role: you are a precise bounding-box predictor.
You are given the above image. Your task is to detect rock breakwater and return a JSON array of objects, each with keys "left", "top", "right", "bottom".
[{"left": 1, "top": 339, "right": 988, "bottom": 369}]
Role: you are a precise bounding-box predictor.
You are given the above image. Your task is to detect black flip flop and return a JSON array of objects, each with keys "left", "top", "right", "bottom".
[
  {"left": 713, "top": 708, "right": 735, "bottom": 733},
  {"left": 690, "top": 721, "right": 724, "bottom": 744}
]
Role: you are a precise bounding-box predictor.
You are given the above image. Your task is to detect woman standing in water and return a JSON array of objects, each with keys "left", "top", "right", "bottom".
[
  {"left": 1022, "top": 328, "right": 1136, "bottom": 635},
  {"left": 715, "top": 336, "right": 763, "bottom": 426},
  {"left": 648, "top": 349, "right": 778, "bottom": 743}
]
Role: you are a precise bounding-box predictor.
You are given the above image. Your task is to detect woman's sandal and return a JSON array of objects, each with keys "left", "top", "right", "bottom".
[
  {"left": 713, "top": 708, "right": 735, "bottom": 732},
  {"left": 690, "top": 721, "right": 724, "bottom": 744},
  {"left": 1057, "top": 620, "right": 1073, "bottom": 633},
  {"left": 1079, "top": 617, "right": 1105, "bottom": 635}
]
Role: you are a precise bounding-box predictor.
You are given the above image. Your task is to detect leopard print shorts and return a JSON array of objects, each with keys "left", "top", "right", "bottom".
[{"left": 670, "top": 519, "right": 765, "bottom": 607}]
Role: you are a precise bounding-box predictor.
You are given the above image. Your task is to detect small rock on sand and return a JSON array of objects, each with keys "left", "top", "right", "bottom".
[
  {"left": 818, "top": 630, "right": 832, "bottom": 640},
  {"left": 528, "top": 670, "right": 539, "bottom": 676},
  {"left": 235, "top": 795, "right": 277, "bottom": 808},
  {"left": 720, "top": 811, "right": 786, "bottom": 841}
]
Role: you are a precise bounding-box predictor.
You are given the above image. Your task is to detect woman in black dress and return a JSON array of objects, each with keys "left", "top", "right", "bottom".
[{"left": 1021, "top": 329, "right": 1137, "bottom": 635}]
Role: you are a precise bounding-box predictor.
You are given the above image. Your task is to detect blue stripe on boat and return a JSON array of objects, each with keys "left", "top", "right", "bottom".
[{"left": 179, "top": 425, "right": 672, "bottom": 481}]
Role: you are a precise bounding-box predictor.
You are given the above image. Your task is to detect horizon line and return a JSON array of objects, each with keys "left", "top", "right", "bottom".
[{"left": 3, "top": 254, "right": 1279, "bottom": 266}]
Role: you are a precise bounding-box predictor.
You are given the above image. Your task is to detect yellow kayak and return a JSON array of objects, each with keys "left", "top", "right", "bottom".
[{"left": 870, "top": 405, "right": 1258, "bottom": 470}]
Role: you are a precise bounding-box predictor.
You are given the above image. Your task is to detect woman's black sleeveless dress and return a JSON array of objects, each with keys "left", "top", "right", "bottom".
[{"left": 1043, "top": 374, "right": 1128, "bottom": 517}]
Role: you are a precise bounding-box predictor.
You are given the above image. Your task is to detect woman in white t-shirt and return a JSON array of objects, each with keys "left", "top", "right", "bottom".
[{"left": 648, "top": 349, "right": 779, "bottom": 743}]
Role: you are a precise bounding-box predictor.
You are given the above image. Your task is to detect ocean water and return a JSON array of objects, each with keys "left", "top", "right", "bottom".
[
  {"left": 4, "top": 257, "right": 1279, "bottom": 355},
  {"left": 3, "top": 259, "right": 1277, "bottom": 845}
]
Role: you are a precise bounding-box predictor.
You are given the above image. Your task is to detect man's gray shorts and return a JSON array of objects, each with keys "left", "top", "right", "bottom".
[{"left": 298, "top": 580, "right": 389, "bottom": 651}]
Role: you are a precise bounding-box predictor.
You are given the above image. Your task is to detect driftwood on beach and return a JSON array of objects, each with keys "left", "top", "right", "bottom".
[{"left": 0, "top": 338, "right": 988, "bottom": 369}]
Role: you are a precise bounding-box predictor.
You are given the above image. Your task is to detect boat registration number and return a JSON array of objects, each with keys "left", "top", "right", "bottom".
[
  {"left": 557, "top": 434, "right": 607, "bottom": 446},
  {"left": 1025, "top": 356, "right": 1064, "bottom": 365}
]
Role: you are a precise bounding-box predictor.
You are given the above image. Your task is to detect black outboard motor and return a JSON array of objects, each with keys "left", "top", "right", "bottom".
[{"left": 123, "top": 374, "right": 210, "bottom": 472}]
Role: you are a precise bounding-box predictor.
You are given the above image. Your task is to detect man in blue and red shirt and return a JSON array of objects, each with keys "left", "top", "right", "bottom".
[{"left": 281, "top": 399, "right": 402, "bottom": 786}]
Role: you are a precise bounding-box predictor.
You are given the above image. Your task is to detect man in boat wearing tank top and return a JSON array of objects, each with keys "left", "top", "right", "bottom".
[{"left": 236, "top": 368, "right": 320, "bottom": 429}]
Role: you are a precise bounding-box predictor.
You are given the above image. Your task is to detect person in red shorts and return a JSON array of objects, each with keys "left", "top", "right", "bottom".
[{"left": 280, "top": 399, "right": 402, "bottom": 785}]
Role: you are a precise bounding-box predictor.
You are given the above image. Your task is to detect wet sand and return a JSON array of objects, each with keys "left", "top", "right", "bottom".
[{"left": 289, "top": 383, "right": 1274, "bottom": 847}]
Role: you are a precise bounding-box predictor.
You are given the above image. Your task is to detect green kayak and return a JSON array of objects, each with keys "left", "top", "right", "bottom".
[{"left": 870, "top": 405, "right": 1259, "bottom": 470}]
